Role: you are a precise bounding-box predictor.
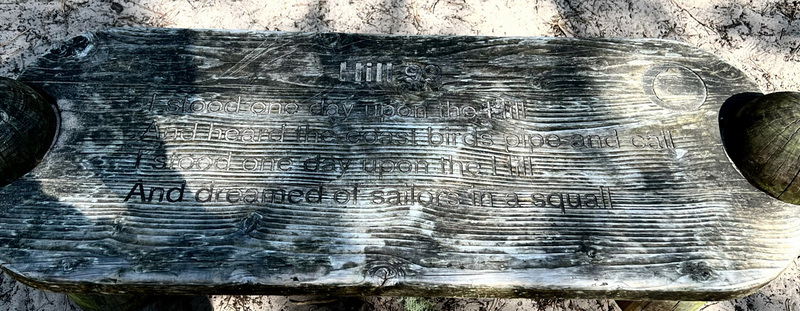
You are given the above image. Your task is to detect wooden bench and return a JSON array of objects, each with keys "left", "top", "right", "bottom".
[{"left": 0, "top": 28, "right": 798, "bottom": 311}]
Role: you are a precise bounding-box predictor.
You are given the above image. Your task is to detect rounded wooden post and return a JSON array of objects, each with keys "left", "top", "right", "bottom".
[
  {"left": 68, "top": 293, "right": 153, "bottom": 311},
  {"left": 0, "top": 78, "right": 58, "bottom": 186},
  {"left": 721, "top": 92, "right": 800, "bottom": 203}
]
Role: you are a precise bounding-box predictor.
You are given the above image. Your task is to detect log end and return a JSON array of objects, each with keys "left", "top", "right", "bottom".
[
  {"left": 721, "top": 92, "right": 800, "bottom": 204},
  {"left": 0, "top": 78, "right": 58, "bottom": 186}
]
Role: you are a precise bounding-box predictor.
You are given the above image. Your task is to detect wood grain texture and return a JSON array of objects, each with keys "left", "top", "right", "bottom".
[{"left": 0, "top": 28, "right": 797, "bottom": 300}]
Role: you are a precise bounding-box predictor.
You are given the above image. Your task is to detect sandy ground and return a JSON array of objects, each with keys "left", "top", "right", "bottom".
[{"left": 0, "top": 0, "right": 799, "bottom": 310}]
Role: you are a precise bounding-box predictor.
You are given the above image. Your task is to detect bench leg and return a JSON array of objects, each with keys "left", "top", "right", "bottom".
[
  {"left": 616, "top": 300, "right": 705, "bottom": 311},
  {"left": 68, "top": 293, "right": 153, "bottom": 311}
]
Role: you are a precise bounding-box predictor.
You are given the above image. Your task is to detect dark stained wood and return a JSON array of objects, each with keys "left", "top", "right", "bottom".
[
  {"left": 721, "top": 92, "right": 800, "bottom": 204},
  {"left": 0, "top": 28, "right": 796, "bottom": 301},
  {"left": 67, "top": 293, "right": 152, "bottom": 311},
  {"left": 0, "top": 78, "right": 58, "bottom": 186}
]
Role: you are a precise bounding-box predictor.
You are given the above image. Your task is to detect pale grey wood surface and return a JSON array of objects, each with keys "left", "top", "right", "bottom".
[{"left": 0, "top": 28, "right": 796, "bottom": 300}]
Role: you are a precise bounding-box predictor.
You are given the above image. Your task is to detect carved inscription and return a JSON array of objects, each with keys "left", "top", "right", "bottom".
[
  {"left": 339, "top": 61, "right": 393, "bottom": 83},
  {"left": 120, "top": 76, "right": 691, "bottom": 216},
  {"left": 122, "top": 180, "right": 614, "bottom": 213},
  {"left": 338, "top": 60, "right": 442, "bottom": 90}
]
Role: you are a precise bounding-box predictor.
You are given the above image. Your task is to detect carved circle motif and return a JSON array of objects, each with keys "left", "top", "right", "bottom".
[{"left": 642, "top": 63, "right": 707, "bottom": 110}]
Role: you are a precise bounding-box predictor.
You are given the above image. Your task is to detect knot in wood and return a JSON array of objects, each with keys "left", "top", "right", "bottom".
[
  {"left": 51, "top": 34, "right": 94, "bottom": 58},
  {"left": 365, "top": 263, "right": 405, "bottom": 287},
  {"left": 0, "top": 78, "right": 58, "bottom": 186},
  {"left": 59, "top": 257, "right": 94, "bottom": 272},
  {"left": 240, "top": 212, "right": 264, "bottom": 234},
  {"left": 721, "top": 92, "right": 800, "bottom": 204},
  {"left": 679, "top": 261, "right": 717, "bottom": 283}
]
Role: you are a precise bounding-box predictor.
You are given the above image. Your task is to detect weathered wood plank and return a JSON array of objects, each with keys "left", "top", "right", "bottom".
[{"left": 0, "top": 28, "right": 797, "bottom": 300}]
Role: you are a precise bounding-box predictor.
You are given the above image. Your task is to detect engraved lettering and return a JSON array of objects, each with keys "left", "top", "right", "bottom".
[
  {"left": 124, "top": 180, "right": 185, "bottom": 203},
  {"left": 339, "top": 61, "right": 393, "bottom": 83}
]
